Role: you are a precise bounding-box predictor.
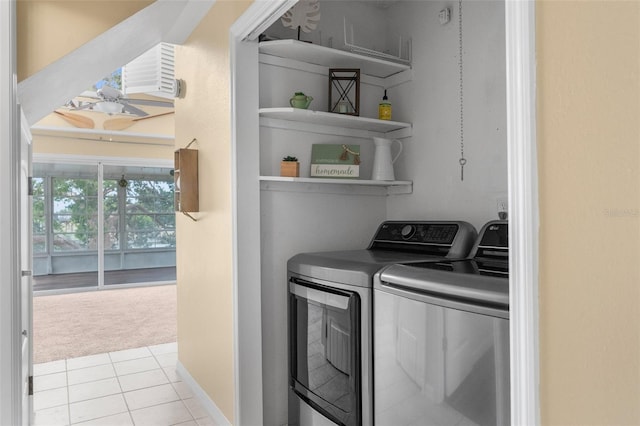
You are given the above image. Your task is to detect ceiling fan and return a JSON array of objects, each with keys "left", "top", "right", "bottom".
[{"left": 68, "top": 85, "right": 173, "bottom": 117}]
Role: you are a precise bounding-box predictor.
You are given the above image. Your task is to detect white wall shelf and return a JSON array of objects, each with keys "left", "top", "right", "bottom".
[
  {"left": 259, "top": 176, "right": 413, "bottom": 196},
  {"left": 259, "top": 39, "right": 411, "bottom": 79},
  {"left": 259, "top": 107, "right": 412, "bottom": 137}
]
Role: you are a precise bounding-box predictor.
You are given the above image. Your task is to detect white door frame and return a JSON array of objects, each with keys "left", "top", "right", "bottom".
[
  {"left": 1, "top": 0, "right": 24, "bottom": 423},
  {"left": 229, "top": 2, "right": 298, "bottom": 424},
  {"left": 505, "top": 1, "right": 540, "bottom": 424},
  {"left": 19, "top": 108, "right": 34, "bottom": 426},
  {"left": 229, "top": 0, "right": 539, "bottom": 424}
]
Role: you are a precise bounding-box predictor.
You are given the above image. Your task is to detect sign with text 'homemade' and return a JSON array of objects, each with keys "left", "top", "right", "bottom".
[{"left": 310, "top": 144, "right": 360, "bottom": 179}]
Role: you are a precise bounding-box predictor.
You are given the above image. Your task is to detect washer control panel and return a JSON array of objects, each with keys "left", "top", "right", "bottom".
[{"left": 373, "top": 222, "right": 464, "bottom": 245}]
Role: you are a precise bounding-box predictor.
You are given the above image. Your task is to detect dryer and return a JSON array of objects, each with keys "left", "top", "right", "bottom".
[{"left": 287, "top": 221, "right": 477, "bottom": 426}]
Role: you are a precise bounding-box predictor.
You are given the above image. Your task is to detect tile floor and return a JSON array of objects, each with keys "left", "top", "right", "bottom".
[{"left": 33, "top": 343, "right": 217, "bottom": 426}]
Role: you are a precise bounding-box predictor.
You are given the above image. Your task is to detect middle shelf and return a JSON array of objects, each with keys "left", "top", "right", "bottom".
[
  {"left": 259, "top": 176, "right": 413, "bottom": 196},
  {"left": 259, "top": 107, "right": 412, "bottom": 138}
]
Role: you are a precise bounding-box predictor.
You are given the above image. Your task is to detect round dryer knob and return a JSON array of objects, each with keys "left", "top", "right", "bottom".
[{"left": 401, "top": 224, "right": 415, "bottom": 239}]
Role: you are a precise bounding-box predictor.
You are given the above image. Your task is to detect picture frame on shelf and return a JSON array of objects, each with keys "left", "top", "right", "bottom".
[{"left": 310, "top": 144, "right": 360, "bottom": 179}]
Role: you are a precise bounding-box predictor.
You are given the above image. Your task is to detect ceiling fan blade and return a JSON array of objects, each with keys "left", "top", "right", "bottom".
[
  {"left": 121, "top": 103, "right": 149, "bottom": 117},
  {"left": 54, "top": 110, "right": 95, "bottom": 129}
]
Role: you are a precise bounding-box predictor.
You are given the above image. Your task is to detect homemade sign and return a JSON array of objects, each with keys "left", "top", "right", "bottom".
[{"left": 310, "top": 144, "right": 360, "bottom": 179}]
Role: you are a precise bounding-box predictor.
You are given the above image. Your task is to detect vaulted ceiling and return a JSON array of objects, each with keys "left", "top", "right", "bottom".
[{"left": 17, "top": 0, "right": 215, "bottom": 125}]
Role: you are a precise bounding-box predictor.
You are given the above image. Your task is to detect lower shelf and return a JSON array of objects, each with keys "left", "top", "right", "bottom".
[{"left": 259, "top": 176, "right": 412, "bottom": 196}]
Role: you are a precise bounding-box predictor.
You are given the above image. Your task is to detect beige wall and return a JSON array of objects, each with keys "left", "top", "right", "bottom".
[
  {"left": 33, "top": 134, "right": 173, "bottom": 159},
  {"left": 17, "top": 0, "right": 153, "bottom": 81},
  {"left": 537, "top": 1, "right": 640, "bottom": 424},
  {"left": 32, "top": 111, "right": 175, "bottom": 159},
  {"left": 174, "top": 1, "right": 251, "bottom": 422}
]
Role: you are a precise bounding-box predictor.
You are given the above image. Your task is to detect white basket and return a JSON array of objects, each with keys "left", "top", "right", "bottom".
[{"left": 342, "top": 17, "right": 411, "bottom": 65}]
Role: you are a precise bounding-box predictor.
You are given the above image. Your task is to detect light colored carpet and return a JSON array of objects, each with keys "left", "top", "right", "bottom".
[{"left": 33, "top": 285, "right": 177, "bottom": 364}]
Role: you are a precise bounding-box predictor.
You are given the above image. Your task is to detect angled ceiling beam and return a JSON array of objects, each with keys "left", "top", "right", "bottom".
[{"left": 18, "top": 0, "right": 215, "bottom": 125}]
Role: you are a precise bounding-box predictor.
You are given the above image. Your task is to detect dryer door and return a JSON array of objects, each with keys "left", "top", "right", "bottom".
[{"left": 288, "top": 278, "right": 361, "bottom": 426}]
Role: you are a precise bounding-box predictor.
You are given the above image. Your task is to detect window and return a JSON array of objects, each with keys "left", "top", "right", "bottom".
[
  {"left": 32, "top": 163, "right": 175, "bottom": 277},
  {"left": 51, "top": 177, "right": 99, "bottom": 252},
  {"left": 104, "top": 179, "right": 120, "bottom": 250},
  {"left": 125, "top": 178, "right": 175, "bottom": 249},
  {"left": 32, "top": 177, "right": 47, "bottom": 254}
]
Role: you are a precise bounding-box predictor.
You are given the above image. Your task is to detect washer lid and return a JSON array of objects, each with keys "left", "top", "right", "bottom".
[{"left": 377, "top": 260, "right": 509, "bottom": 307}]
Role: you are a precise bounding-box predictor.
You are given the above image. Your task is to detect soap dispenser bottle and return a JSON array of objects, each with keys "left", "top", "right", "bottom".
[{"left": 378, "top": 89, "right": 392, "bottom": 120}]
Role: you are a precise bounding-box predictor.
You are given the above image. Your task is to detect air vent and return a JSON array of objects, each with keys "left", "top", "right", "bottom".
[{"left": 122, "top": 43, "right": 176, "bottom": 99}]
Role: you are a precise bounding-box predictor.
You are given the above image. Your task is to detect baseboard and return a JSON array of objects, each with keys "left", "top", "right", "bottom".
[{"left": 176, "top": 361, "right": 231, "bottom": 426}]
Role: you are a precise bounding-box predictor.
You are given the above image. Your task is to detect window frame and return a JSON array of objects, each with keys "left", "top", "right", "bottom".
[{"left": 32, "top": 155, "right": 176, "bottom": 279}]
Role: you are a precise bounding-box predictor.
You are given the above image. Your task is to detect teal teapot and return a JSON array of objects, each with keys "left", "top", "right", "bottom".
[{"left": 290, "top": 92, "right": 313, "bottom": 109}]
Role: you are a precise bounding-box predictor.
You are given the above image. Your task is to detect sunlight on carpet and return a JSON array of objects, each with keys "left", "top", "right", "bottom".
[{"left": 33, "top": 285, "right": 177, "bottom": 364}]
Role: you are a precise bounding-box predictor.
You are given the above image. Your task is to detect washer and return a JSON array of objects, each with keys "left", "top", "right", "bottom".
[
  {"left": 373, "top": 220, "right": 509, "bottom": 426},
  {"left": 287, "top": 221, "right": 478, "bottom": 426}
]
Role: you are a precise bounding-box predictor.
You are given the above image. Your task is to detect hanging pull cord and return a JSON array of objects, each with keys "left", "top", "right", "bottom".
[{"left": 458, "top": 0, "right": 466, "bottom": 181}]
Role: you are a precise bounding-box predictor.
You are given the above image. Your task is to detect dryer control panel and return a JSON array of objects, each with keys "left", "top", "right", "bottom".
[{"left": 368, "top": 221, "right": 477, "bottom": 258}]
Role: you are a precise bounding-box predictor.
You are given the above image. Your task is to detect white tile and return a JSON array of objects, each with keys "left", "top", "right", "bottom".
[
  {"left": 118, "top": 369, "right": 168, "bottom": 392},
  {"left": 34, "top": 372, "right": 67, "bottom": 392},
  {"left": 66, "top": 353, "right": 111, "bottom": 371},
  {"left": 175, "top": 421, "right": 199, "bottom": 426},
  {"left": 34, "top": 360, "right": 66, "bottom": 376},
  {"left": 172, "top": 381, "right": 194, "bottom": 399},
  {"left": 34, "top": 387, "right": 68, "bottom": 411},
  {"left": 148, "top": 342, "right": 177, "bottom": 356},
  {"left": 114, "top": 356, "right": 160, "bottom": 376},
  {"left": 33, "top": 404, "right": 69, "bottom": 426},
  {"left": 130, "top": 400, "right": 193, "bottom": 426},
  {"left": 109, "top": 346, "right": 152, "bottom": 363},
  {"left": 69, "top": 394, "right": 128, "bottom": 424},
  {"left": 68, "top": 377, "right": 121, "bottom": 403},
  {"left": 67, "top": 363, "right": 116, "bottom": 386},
  {"left": 73, "top": 412, "right": 133, "bottom": 426},
  {"left": 154, "top": 352, "right": 178, "bottom": 368},
  {"left": 195, "top": 417, "right": 217, "bottom": 426},
  {"left": 123, "top": 383, "right": 180, "bottom": 410},
  {"left": 183, "top": 398, "right": 208, "bottom": 420},
  {"left": 162, "top": 366, "right": 181, "bottom": 383}
]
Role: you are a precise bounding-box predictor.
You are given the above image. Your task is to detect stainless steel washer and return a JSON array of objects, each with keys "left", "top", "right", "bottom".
[
  {"left": 287, "top": 221, "right": 478, "bottom": 426},
  {"left": 373, "top": 221, "right": 509, "bottom": 426}
]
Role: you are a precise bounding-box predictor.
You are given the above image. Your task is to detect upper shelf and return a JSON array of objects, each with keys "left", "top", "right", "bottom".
[
  {"left": 259, "top": 108, "right": 412, "bottom": 135},
  {"left": 259, "top": 39, "right": 411, "bottom": 79}
]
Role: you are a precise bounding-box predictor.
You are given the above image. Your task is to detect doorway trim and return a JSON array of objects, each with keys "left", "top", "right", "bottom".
[
  {"left": 505, "top": 0, "right": 540, "bottom": 424},
  {"left": 1, "top": 0, "right": 23, "bottom": 424},
  {"left": 229, "top": 2, "right": 297, "bottom": 424}
]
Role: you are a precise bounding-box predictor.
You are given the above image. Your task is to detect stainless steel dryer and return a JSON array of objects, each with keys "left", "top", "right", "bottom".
[
  {"left": 287, "top": 221, "right": 478, "bottom": 426},
  {"left": 373, "top": 221, "right": 509, "bottom": 426}
]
